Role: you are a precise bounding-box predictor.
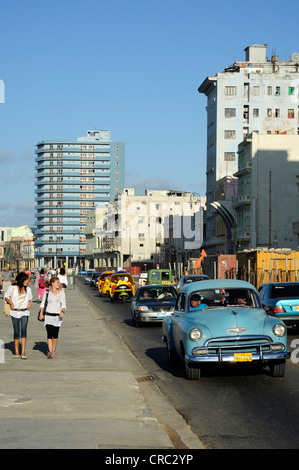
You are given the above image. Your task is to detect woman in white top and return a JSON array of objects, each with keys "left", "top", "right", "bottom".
[
  {"left": 5, "top": 271, "right": 33, "bottom": 359},
  {"left": 39, "top": 277, "right": 66, "bottom": 359},
  {"left": 57, "top": 267, "right": 68, "bottom": 289}
]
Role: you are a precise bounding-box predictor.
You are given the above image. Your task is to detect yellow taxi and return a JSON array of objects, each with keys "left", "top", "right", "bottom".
[
  {"left": 109, "top": 271, "right": 136, "bottom": 303},
  {"left": 98, "top": 271, "right": 114, "bottom": 296}
]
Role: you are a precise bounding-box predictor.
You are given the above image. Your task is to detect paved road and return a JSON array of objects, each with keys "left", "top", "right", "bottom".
[{"left": 79, "top": 277, "right": 299, "bottom": 449}]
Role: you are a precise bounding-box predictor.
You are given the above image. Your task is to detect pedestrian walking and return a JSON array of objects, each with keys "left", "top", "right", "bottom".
[
  {"left": 58, "top": 267, "right": 68, "bottom": 289},
  {"left": 39, "top": 277, "right": 66, "bottom": 359},
  {"left": 0, "top": 266, "right": 13, "bottom": 298},
  {"left": 4, "top": 271, "right": 32, "bottom": 359},
  {"left": 35, "top": 268, "right": 47, "bottom": 301},
  {"left": 24, "top": 267, "right": 31, "bottom": 283}
]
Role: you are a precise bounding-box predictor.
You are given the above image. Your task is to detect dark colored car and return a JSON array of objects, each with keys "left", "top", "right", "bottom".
[
  {"left": 90, "top": 272, "right": 101, "bottom": 287},
  {"left": 176, "top": 274, "right": 209, "bottom": 291},
  {"left": 258, "top": 282, "right": 299, "bottom": 327},
  {"left": 131, "top": 285, "right": 177, "bottom": 326}
]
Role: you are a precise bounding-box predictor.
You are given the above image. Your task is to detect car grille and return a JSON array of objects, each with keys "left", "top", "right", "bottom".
[
  {"left": 205, "top": 335, "right": 272, "bottom": 354},
  {"left": 152, "top": 306, "right": 173, "bottom": 312}
]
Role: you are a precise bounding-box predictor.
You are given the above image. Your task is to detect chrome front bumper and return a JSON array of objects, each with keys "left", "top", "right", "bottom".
[
  {"left": 185, "top": 335, "right": 290, "bottom": 364},
  {"left": 185, "top": 349, "right": 290, "bottom": 364},
  {"left": 137, "top": 311, "right": 174, "bottom": 322}
]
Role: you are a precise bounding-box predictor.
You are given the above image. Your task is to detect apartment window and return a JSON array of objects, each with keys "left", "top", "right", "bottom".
[
  {"left": 253, "top": 108, "right": 259, "bottom": 117},
  {"left": 275, "top": 109, "right": 280, "bottom": 117},
  {"left": 267, "top": 86, "right": 272, "bottom": 95},
  {"left": 267, "top": 109, "right": 272, "bottom": 117},
  {"left": 243, "top": 127, "right": 249, "bottom": 139},
  {"left": 288, "top": 109, "right": 295, "bottom": 118},
  {"left": 289, "top": 87, "right": 295, "bottom": 95},
  {"left": 224, "top": 130, "right": 236, "bottom": 139},
  {"left": 244, "top": 83, "right": 249, "bottom": 101},
  {"left": 225, "top": 108, "right": 236, "bottom": 118},
  {"left": 243, "top": 105, "right": 249, "bottom": 123},
  {"left": 253, "top": 86, "right": 260, "bottom": 96},
  {"left": 275, "top": 87, "right": 280, "bottom": 96},
  {"left": 224, "top": 86, "right": 237, "bottom": 96},
  {"left": 224, "top": 152, "right": 235, "bottom": 161}
]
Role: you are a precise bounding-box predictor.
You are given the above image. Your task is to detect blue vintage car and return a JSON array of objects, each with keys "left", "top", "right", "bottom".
[
  {"left": 258, "top": 282, "right": 299, "bottom": 328},
  {"left": 162, "top": 279, "right": 290, "bottom": 379}
]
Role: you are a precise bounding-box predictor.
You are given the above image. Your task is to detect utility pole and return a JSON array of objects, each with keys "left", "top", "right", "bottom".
[{"left": 269, "top": 170, "right": 272, "bottom": 248}]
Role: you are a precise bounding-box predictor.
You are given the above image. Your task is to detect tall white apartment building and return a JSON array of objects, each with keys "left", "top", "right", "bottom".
[
  {"left": 35, "top": 130, "right": 124, "bottom": 269},
  {"left": 198, "top": 44, "right": 299, "bottom": 253}
]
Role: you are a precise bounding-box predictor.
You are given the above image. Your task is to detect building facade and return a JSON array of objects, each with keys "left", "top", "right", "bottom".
[
  {"left": 0, "top": 225, "right": 35, "bottom": 270},
  {"left": 84, "top": 188, "right": 205, "bottom": 278},
  {"left": 198, "top": 44, "right": 299, "bottom": 253},
  {"left": 35, "top": 130, "right": 125, "bottom": 269},
  {"left": 235, "top": 133, "right": 299, "bottom": 251}
]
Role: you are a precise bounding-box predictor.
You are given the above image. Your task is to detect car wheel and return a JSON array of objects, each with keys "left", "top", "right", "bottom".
[
  {"left": 110, "top": 296, "right": 114, "bottom": 303},
  {"left": 269, "top": 360, "right": 286, "bottom": 377},
  {"left": 180, "top": 343, "right": 201, "bottom": 379},
  {"left": 185, "top": 363, "right": 201, "bottom": 380},
  {"left": 165, "top": 339, "right": 178, "bottom": 366},
  {"left": 132, "top": 313, "right": 141, "bottom": 327}
]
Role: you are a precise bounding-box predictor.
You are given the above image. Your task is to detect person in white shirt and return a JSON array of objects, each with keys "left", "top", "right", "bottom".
[
  {"left": 4, "top": 272, "right": 32, "bottom": 359},
  {"left": 57, "top": 267, "right": 68, "bottom": 289},
  {"left": 39, "top": 277, "right": 66, "bottom": 359}
]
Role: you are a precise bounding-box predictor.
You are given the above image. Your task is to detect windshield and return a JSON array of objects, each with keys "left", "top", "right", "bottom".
[
  {"left": 138, "top": 286, "right": 176, "bottom": 301},
  {"left": 101, "top": 273, "right": 110, "bottom": 280},
  {"left": 151, "top": 271, "right": 171, "bottom": 281},
  {"left": 189, "top": 288, "right": 261, "bottom": 309},
  {"left": 115, "top": 275, "right": 131, "bottom": 282},
  {"left": 184, "top": 276, "right": 208, "bottom": 284},
  {"left": 270, "top": 284, "right": 299, "bottom": 299}
]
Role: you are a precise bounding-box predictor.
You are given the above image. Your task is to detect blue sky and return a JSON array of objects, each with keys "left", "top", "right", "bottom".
[{"left": 0, "top": 0, "right": 298, "bottom": 227}]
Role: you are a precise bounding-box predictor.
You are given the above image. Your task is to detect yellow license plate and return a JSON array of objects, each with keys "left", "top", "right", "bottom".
[{"left": 234, "top": 353, "right": 252, "bottom": 362}]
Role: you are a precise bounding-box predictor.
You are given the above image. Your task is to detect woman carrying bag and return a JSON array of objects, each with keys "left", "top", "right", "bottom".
[
  {"left": 4, "top": 271, "right": 32, "bottom": 359},
  {"left": 39, "top": 276, "right": 66, "bottom": 359}
]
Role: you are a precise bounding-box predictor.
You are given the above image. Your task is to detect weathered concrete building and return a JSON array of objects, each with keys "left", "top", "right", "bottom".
[
  {"left": 84, "top": 188, "right": 205, "bottom": 277},
  {"left": 235, "top": 133, "right": 299, "bottom": 251},
  {"left": 198, "top": 44, "right": 299, "bottom": 253}
]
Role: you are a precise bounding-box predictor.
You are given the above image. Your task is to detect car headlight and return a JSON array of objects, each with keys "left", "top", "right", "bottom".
[
  {"left": 273, "top": 323, "right": 286, "bottom": 337},
  {"left": 138, "top": 306, "right": 149, "bottom": 311},
  {"left": 189, "top": 328, "right": 202, "bottom": 341}
]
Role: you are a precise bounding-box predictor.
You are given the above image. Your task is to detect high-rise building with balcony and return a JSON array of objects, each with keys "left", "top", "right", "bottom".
[
  {"left": 198, "top": 44, "right": 299, "bottom": 253},
  {"left": 35, "top": 130, "right": 125, "bottom": 269}
]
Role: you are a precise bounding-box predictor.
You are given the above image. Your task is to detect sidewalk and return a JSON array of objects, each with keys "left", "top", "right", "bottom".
[{"left": 0, "top": 281, "right": 203, "bottom": 449}]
